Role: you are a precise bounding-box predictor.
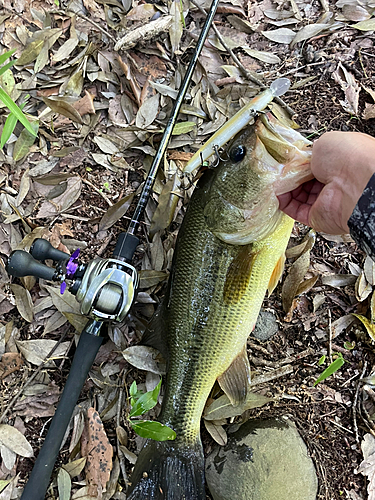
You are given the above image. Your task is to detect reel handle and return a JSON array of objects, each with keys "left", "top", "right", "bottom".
[
  {"left": 31, "top": 238, "right": 70, "bottom": 262},
  {"left": 7, "top": 250, "right": 57, "bottom": 280}
]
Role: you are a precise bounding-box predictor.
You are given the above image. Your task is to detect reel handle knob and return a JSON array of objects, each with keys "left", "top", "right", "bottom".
[
  {"left": 7, "top": 250, "right": 57, "bottom": 280},
  {"left": 31, "top": 239, "right": 70, "bottom": 262}
]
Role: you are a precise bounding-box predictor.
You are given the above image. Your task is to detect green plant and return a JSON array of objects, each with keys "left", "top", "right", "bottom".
[
  {"left": 314, "top": 352, "right": 345, "bottom": 386},
  {"left": 127, "top": 380, "right": 176, "bottom": 441},
  {"left": 0, "top": 49, "right": 37, "bottom": 148}
]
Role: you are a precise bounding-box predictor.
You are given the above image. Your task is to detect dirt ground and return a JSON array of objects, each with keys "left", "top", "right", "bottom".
[{"left": 1, "top": 0, "right": 375, "bottom": 498}]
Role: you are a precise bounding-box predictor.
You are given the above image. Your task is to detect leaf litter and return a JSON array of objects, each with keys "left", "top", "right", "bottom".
[{"left": 0, "top": 0, "right": 375, "bottom": 497}]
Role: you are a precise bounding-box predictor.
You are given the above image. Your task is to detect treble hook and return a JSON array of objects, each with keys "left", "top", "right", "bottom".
[{"left": 211, "top": 145, "right": 227, "bottom": 168}]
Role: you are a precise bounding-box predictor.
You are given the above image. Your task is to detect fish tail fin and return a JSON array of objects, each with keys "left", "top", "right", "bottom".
[{"left": 127, "top": 438, "right": 205, "bottom": 500}]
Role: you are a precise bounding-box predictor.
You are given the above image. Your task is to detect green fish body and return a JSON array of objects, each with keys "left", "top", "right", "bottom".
[{"left": 128, "top": 112, "right": 312, "bottom": 500}]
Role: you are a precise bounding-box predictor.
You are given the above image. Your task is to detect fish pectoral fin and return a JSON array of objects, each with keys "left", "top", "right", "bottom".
[
  {"left": 217, "top": 346, "right": 251, "bottom": 406},
  {"left": 267, "top": 253, "right": 286, "bottom": 296}
]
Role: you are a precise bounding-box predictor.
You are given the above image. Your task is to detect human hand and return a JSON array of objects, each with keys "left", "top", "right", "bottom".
[{"left": 278, "top": 131, "right": 375, "bottom": 234}]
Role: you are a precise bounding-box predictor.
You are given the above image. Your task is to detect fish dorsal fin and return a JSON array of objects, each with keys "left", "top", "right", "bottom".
[
  {"left": 217, "top": 345, "right": 251, "bottom": 406},
  {"left": 223, "top": 245, "right": 257, "bottom": 305},
  {"left": 267, "top": 253, "right": 285, "bottom": 296}
]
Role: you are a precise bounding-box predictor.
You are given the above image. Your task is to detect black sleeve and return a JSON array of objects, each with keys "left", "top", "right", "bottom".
[{"left": 348, "top": 173, "right": 375, "bottom": 261}]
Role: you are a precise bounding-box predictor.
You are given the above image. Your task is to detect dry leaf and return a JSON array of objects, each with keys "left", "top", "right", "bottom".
[
  {"left": 243, "top": 47, "right": 281, "bottom": 64},
  {"left": 16, "top": 169, "right": 30, "bottom": 206},
  {"left": 0, "top": 353, "right": 23, "bottom": 379},
  {"left": 10, "top": 284, "right": 33, "bottom": 322},
  {"left": 286, "top": 229, "right": 316, "bottom": 259},
  {"left": 204, "top": 419, "right": 227, "bottom": 445},
  {"left": 169, "top": 0, "right": 183, "bottom": 53},
  {"left": 57, "top": 468, "right": 72, "bottom": 500},
  {"left": 261, "top": 28, "right": 295, "bottom": 44},
  {"left": 99, "top": 192, "right": 134, "bottom": 231},
  {"left": 282, "top": 251, "right": 310, "bottom": 313},
  {"left": 42, "top": 97, "right": 83, "bottom": 124},
  {"left": 352, "top": 19, "right": 375, "bottom": 31},
  {"left": 63, "top": 457, "right": 87, "bottom": 478},
  {"left": 332, "top": 62, "right": 360, "bottom": 115},
  {"left": 321, "top": 274, "right": 357, "bottom": 287},
  {"left": 36, "top": 177, "right": 82, "bottom": 218},
  {"left": 16, "top": 339, "right": 70, "bottom": 366},
  {"left": 81, "top": 408, "right": 113, "bottom": 498},
  {"left": 204, "top": 392, "right": 273, "bottom": 420},
  {"left": 355, "top": 271, "right": 373, "bottom": 301},
  {"left": 121, "top": 345, "right": 166, "bottom": 374},
  {"left": 364, "top": 256, "right": 375, "bottom": 285},
  {"left": 357, "top": 433, "right": 375, "bottom": 500},
  {"left": 331, "top": 314, "right": 355, "bottom": 339},
  {"left": 138, "top": 270, "right": 169, "bottom": 289},
  {"left": 291, "top": 23, "right": 328, "bottom": 47},
  {"left": 0, "top": 425, "right": 33, "bottom": 457},
  {"left": 135, "top": 93, "right": 160, "bottom": 129},
  {"left": 363, "top": 103, "right": 375, "bottom": 120}
]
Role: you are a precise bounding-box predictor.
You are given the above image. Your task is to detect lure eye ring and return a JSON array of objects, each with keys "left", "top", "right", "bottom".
[{"left": 229, "top": 145, "right": 246, "bottom": 163}]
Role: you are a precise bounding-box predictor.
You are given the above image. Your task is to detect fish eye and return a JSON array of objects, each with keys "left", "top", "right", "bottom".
[{"left": 229, "top": 145, "right": 246, "bottom": 163}]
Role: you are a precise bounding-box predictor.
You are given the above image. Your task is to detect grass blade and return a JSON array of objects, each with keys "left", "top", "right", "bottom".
[
  {"left": 0, "top": 87, "right": 36, "bottom": 136},
  {"left": 0, "top": 49, "right": 16, "bottom": 67},
  {"left": 0, "top": 60, "right": 15, "bottom": 77},
  {"left": 1, "top": 101, "right": 27, "bottom": 149}
]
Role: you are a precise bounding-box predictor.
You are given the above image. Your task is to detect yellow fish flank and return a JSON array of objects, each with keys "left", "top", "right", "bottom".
[{"left": 128, "top": 112, "right": 312, "bottom": 500}]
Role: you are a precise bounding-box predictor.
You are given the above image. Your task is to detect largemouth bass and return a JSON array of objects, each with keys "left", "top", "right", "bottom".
[{"left": 127, "top": 111, "right": 313, "bottom": 500}]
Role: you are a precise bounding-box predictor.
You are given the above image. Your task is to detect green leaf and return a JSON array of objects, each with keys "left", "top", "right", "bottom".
[
  {"left": 318, "top": 355, "right": 325, "bottom": 365},
  {"left": 130, "top": 379, "right": 161, "bottom": 417},
  {"left": 1, "top": 100, "right": 27, "bottom": 149},
  {"left": 0, "top": 49, "right": 16, "bottom": 66},
  {"left": 0, "top": 479, "right": 12, "bottom": 493},
  {"left": 57, "top": 468, "right": 71, "bottom": 500},
  {"left": 0, "top": 87, "right": 36, "bottom": 136},
  {"left": 0, "top": 60, "right": 15, "bottom": 77},
  {"left": 130, "top": 420, "right": 176, "bottom": 441},
  {"left": 130, "top": 381, "right": 137, "bottom": 398},
  {"left": 314, "top": 355, "right": 345, "bottom": 386},
  {"left": 344, "top": 341, "right": 355, "bottom": 350},
  {"left": 172, "top": 121, "right": 196, "bottom": 135}
]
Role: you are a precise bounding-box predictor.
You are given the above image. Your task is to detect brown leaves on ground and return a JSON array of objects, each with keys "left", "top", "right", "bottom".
[
  {"left": 357, "top": 433, "right": 375, "bottom": 500},
  {"left": 81, "top": 408, "right": 113, "bottom": 499}
]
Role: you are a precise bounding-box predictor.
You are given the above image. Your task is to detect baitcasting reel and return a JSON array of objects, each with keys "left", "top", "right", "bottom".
[{"left": 6, "top": 236, "right": 139, "bottom": 322}]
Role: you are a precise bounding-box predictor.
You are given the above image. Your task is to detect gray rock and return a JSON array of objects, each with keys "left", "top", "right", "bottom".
[
  {"left": 205, "top": 417, "right": 318, "bottom": 500},
  {"left": 253, "top": 311, "right": 279, "bottom": 341}
]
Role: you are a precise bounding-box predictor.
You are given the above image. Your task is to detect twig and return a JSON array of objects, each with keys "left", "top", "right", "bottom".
[
  {"left": 66, "top": 9, "right": 116, "bottom": 42},
  {"left": 251, "top": 364, "right": 293, "bottom": 386},
  {"left": 353, "top": 361, "right": 368, "bottom": 443},
  {"left": 81, "top": 178, "right": 113, "bottom": 207},
  {"left": 0, "top": 330, "right": 69, "bottom": 423},
  {"left": 249, "top": 347, "right": 314, "bottom": 369},
  {"left": 189, "top": 0, "right": 294, "bottom": 116},
  {"left": 328, "top": 309, "right": 332, "bottom": 363},
  {"left": 329, "top": 419, "right": 353, "bottom": 435}
]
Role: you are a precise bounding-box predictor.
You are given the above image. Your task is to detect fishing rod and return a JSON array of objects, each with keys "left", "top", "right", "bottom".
[{"left": 5, "top": 2, "right": 220, "bottom": 498}]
